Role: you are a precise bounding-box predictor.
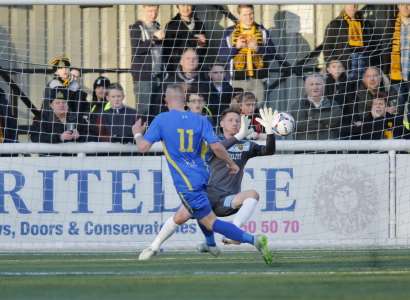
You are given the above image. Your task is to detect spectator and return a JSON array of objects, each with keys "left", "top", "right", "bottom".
[
  {"left": 186, "top": 87, "right": 213, "bottom": 125},
  {"left": 70, "top": 68, "right": 81, "bottom": 83},
  {"left": 381, "top": 4, "right": 410, "bottom": 116},
  {"left": 0, "top": 87, "right": 17, "bottom": 143},
  {"left": 229, "top": 87, "right": 245, "bottom": 111},
  {"left": 351, "top": 94, "right": 404, "bottom": 140},
  {"left": 163, "top": 5, "right": 207, "bottom": 72},
  {"left": 219, "top": 4, "right": 284, "bottom": 103},
  {"left": 89, "top": 76, "right": 111, "bottom": 114},
  {"left": 97, "top": 83, "right": 139, "bottom": 144},
  {"left": 324, "top": 59, "right": 357, "bottom": 137},
  {"left": 44, "top": 55, "right": 88, "bottom": 117},
  {"left": 353, "top": 67, "right": 397, "bottom": 123},
  {"left": 323, "top": 4, "right": 376, "bottom": 80},
  {"left": 30, "top": 87, "right": 85, "bottom": 144},
  {"left": 237, "top": 91, "right": 262, "bottom": 140},
  {"left": 207, "top": 63, "right": 234, "bottom": 124},
  {"left": 86, "top": 76, "right": 111, "bottom": 142},
  {"left": 291, "top": 73, "right": 343, "bottom": 140},
  {"left": 129, "top": 5, "right": 164, "bottom": 116}
]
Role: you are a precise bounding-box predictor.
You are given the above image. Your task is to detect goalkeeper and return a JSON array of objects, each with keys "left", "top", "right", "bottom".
[{"left": 139, "top": 107, "right": 277, "bottom": 260}]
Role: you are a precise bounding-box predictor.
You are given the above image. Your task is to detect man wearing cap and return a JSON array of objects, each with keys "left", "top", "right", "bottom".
[
  {"left": 31, "top": 87, "right": 85, "bottom": 145},
  {"left": 43, "top": 55, "right": 88, "bottom": 117},
  {"left": 86, "top": 76, "right": 112, "bottom": 142}
]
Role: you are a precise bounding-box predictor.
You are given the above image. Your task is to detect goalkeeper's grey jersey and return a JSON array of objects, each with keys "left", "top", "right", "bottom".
[{"left": 206, "top": 135, "right": 275, "bottom": 201}]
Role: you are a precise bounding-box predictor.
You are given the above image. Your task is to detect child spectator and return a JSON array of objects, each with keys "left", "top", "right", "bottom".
[
  {"left": 97, "top": 83, "right": 139, "bottom": 144},
  {"left": 90, "top": 76, "right": 111, "bottom": 114},
  {"left": 236, "top": 91, "right": 262, "bottom": 139}
]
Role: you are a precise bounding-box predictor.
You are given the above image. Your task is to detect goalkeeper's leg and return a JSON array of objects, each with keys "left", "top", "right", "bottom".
[{"left": 232, "top": 190, "right": 259, "bottom": 228}]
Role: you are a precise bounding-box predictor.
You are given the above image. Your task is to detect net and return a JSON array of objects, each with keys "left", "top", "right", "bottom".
[{"left": 0, "top": 4, "right": 409, "bottom": 251}]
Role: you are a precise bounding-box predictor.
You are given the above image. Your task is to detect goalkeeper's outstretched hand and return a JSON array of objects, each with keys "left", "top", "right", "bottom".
[
  {"left": 255, "top": 107, "right": 279, "bottom": 135},
  {"left": 234, "top": 115, "right": 252, "bottom": 140}
]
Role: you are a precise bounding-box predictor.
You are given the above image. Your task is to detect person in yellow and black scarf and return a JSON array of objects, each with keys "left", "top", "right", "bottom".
[
  {"left": 43, "top": 55, "right": 90, "bottom": 132},
  {"left": 381, "top": 5, "right": 410, "bottom": 118},
  {"left": 44, "top": 55, "right": 88, "bottom": 113},
  {"left": 218, "top": 5, "right": 286, "bottom": 104},
  {"left": 323, "top": 5, "right": 377, "bottom": 81}
]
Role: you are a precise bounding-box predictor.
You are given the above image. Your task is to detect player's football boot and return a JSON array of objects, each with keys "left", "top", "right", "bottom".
[
  {"left": 138, "top": 246, "right": 157, "bottom": 261},
  {"left": 221, "top": 237, "right": 241, "bottom": 245},
  {"left": 197, "top": 242, "right": 221, "bottom": 257},
  {"left": 254, "top": 235, "right": 273, "bottom": 265}
]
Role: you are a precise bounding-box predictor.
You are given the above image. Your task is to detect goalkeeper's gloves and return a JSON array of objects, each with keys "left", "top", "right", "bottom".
[
  {"left": 234, "top": 115, "right": 252, "bottom": 140},
  {"left": 255, "top": 107, "right": 279, "bottom": 135}
]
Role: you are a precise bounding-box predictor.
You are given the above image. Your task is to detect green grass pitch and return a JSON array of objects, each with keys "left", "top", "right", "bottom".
[{"left": 1, "top": 249, "right": 410, "bottom": 300}]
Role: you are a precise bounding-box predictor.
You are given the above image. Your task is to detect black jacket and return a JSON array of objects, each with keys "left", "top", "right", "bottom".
[
  {"left": 351, "top": 112, "right": 405, "bottom": 139},
  {"left": 207, "top": 81, "right": 234, "bottom": 123},
  {"left": 325, "top": 74, "right": 358, "bottom": 137},
  {"left": 99, "top": 106, "right": 138, "bottom": 144},
  {"left": 129, "top": 20, "right": 163, "bottom": 82},
  {"left": 30, "top": 110, "right": 86, "bottom": 143},
  {"left": 162, "top": 14, "right": 207, "bottom": 72},
  {"left": 323, "top": 13, "right": 377, "bottom": 65}
]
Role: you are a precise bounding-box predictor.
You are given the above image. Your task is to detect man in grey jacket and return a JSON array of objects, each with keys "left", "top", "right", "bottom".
[{"left": 291, "top": 73, "right": 343, "bottom": 140}]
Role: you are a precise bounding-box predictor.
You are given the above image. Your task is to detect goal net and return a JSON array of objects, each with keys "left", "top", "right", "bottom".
[{"left": 0, "top": 3, "right": 409, "bottom": 251}]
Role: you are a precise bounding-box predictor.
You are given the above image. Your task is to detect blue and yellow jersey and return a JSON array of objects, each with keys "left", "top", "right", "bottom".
[{"left": 144, "top": 110, "right": 219, "bottom": 193}]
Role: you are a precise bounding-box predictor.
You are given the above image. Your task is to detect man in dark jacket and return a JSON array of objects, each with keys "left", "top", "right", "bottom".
[
  {"left": 31, "top": 87, "right": 86, "bottom": 144},
  {"left": 291, "top": 74, "right": 343, "bottom": 140},
  {"left": 323, "top": 5, "right": 377, "bottom": 80},
  {"left": 162, "top": 5, "right": 207, "bottom": 72},
  {"left": 351, "top": 96, "right": 405, "bottom": 140},
  {"left": 207, "top": 64, "right": 234, "bottom": 126},
  {"left": 129, "top": 5, "right": 164, "bottom": 117}
]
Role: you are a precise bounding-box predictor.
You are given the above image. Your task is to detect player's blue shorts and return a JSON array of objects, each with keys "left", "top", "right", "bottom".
[{"left": 177, "top": 190, "right": 212, "bottom": 219}]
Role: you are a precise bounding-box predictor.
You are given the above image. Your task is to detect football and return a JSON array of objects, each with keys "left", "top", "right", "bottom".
[{"left": 273, "top": 112, "right": 295, "bottom": 136}]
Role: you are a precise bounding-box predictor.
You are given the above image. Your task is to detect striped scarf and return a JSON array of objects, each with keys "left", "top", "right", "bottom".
[
  {"left": 390, "top": 15, "right": 402, "bottom": 81},
  {"left": 231, "top": 23, "right": 264, "bottom": 77},
  {"left": 343, "top": 13, "right": 364, "bottom": 47}
]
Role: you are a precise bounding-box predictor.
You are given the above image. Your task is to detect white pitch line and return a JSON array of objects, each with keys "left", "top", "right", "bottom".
[{"left": 1, "top": 270, "right": 410, "bottom": 277}]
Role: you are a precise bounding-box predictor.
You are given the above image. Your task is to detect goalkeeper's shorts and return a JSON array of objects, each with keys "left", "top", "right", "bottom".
[{"left": 211, "top": 194, "right": 239, "bottom": 217}]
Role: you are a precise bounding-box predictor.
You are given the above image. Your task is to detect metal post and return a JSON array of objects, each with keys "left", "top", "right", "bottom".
[{"left": 388, "top": 150, "right": 396, "bottom": 239}]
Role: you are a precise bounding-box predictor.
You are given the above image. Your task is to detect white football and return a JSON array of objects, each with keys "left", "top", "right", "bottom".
[{"left": 273, "top": 112, "right": 295, "bottom": 136}]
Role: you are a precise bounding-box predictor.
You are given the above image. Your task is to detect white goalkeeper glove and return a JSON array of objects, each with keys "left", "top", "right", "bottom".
[
  {"left": 234, "top": 115, "right": 252, "bottom": 140},
  {"left": 255, "top": 107, "right": 279, "bottom": 135}
]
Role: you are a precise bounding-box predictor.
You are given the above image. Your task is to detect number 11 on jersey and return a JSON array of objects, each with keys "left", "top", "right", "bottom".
[{"left": 177, "top": 129, "right": 193, "bottom": 152}]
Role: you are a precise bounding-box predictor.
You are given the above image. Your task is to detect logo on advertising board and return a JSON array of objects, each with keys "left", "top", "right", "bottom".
[{"left": 313, "top": 164, "right": 378, "bottom": 235}]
